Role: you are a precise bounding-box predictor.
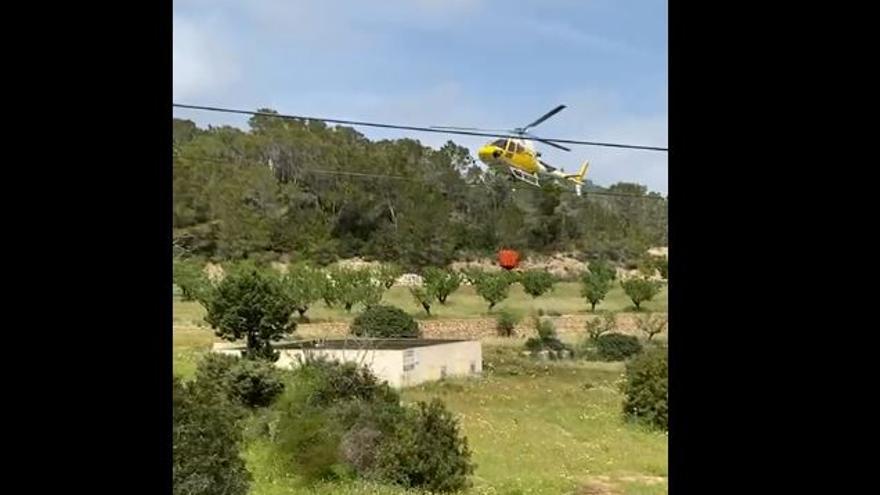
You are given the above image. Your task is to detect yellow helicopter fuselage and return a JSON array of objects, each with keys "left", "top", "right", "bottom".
[
  {"left": 477, "top": 138, "right": 540, "bottom": 173},
  {"left": 476, "top": 137, "right": 589, "bottom": 195}
]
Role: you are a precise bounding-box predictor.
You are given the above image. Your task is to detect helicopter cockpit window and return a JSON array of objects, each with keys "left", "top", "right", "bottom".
[
  {"left": 492, "top": 139, "right": 507, "bottom": 148},
  {"left": 515, "top": 143, "right": 524, "bottom": 153}
]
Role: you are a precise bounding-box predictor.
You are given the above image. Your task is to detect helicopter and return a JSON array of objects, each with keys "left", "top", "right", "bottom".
[
  {"left": 433, "top": 105, "right": 590, "bottom": 196},
  {"left": 173, "top": 102, "right": 668, "bottom": 199}
]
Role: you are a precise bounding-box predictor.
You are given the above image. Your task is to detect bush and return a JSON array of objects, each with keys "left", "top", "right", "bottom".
[
  {"left": 271, "top": 360, "right": 475, "bottom": 490},
  {"left": 495, "top": 310, "right": 521, "bottom": 337},
  {"left": 622, "top": 346, "right": 668, "bottom": 430},
  {"left": 193, "top": 352, "right": 239, "bottom": 393},
  {"left": 596, "top": 333, "right": 643, "bottom": 361},
  {"left": 422, "top": 267, "right": 461, "bottom": 304},
  {"left": 203, "top": 267, "right": 295, "bottom": 361},
  {"left": 524, "top": 318, "right": 572, "bottom": 354},
  {"left": 519, "top": 269, "right": 556, "bottom": 298},
  {"left": 621, "top": 277, "right": 661, "bottom": 311},
  {"left": 350, "top": 305, "right": 421, "bottom": 338},
  {"left": 299, "top": 358, "right": 399, "bottom": 407},
  {"left": 273, "top": 360, "right": 400, "bottom": 482},
  {"left": 227, "top": 359, "right": 286, "bottom": 409},
  {"left": 374, "top": 399, "right": 475, "bottom": 493},
  {"left": 173, "top": 377, "right": 251, "bottom": 495},
  {"left": 193, "top": 353, "right": 285, "bottom": 409}
]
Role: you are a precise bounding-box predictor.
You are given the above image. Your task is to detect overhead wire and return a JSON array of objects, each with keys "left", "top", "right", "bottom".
[
  {"left": 174, "top": 152, "right": 667, "bottom": 201},
  {"left": 173, "top": 103, "right": 669, "bottom": 152}
]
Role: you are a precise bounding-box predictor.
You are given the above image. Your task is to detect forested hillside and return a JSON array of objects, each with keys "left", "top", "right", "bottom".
[{"left": 173, "top": 110, "right": 666, "bottom": 269}]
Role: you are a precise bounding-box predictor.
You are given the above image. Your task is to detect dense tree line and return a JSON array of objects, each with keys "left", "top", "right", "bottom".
[{"left": 173, "top": 112, "right": 667, "bottom": 269}]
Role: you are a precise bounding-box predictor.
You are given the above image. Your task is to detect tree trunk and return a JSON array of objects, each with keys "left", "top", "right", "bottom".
[
  {"left": 591, "top": 301, "right": 596, "bottom": 311},
  {"left": 422, "top": 303, "right": 431, "bottom": 315}
]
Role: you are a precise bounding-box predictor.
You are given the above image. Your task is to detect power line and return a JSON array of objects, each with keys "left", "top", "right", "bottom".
[
  {"left": 173, "top": 103, "right": 669, "bottom": 153},
  {"left": 174, "top": 152, "right": 667, "bottom": 201}
]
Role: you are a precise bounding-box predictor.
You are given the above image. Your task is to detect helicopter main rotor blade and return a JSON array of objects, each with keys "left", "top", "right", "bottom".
[
  {"left": 522, "top": 104, "right": 566, "bottom": 132},
  {"left": 174, "top": 103, "right": 669, "bottom": 152},
  {"left": 430, "top": 126, "right": 512, "bottom": 133},
  {"left": 535, "top": 137, "right": 571, "bottom": 152}
]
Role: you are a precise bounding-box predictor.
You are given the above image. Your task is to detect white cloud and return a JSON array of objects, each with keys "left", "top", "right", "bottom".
[{"left": 173, "top": 15, "right": 240, "bottom": 100}]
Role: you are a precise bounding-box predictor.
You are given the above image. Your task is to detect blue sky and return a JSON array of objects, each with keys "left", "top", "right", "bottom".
[{"left": 173, "top": 0, "right": 667, "bottom": 193}]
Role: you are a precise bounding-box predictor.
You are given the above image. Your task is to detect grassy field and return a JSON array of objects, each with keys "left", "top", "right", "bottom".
[
  {"left": 173, "top": 280, "right": 668, "bottom": 494},
  {"left": 173, "top": 281, "right": 667, "bottom": 328},
  {"left": 174, "top": 326, "right": 667, "bottom": 495}
]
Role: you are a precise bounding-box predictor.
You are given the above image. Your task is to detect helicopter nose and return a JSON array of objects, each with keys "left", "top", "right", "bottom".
[{"left": 478, "top": 145, "right": 499, "bottom": 163}]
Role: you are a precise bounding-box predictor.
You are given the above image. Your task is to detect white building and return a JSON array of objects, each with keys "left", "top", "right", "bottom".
[{"left": 213, "top": 338, "right": 482, "bottom": 389}]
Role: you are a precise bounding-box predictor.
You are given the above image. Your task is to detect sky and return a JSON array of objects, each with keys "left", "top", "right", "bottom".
[{"left": 173, "top": 0, "right": 668, "bottom": 193}]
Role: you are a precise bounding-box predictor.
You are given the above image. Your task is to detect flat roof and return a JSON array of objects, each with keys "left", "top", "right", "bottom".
[{"left": 272, "top": 338, "right": 468, "bottom": 351}]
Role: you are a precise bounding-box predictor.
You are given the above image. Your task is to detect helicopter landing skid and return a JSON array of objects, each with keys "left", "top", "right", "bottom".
[{"left": 508, "top": 167, "right": 540, "bottom": 187}]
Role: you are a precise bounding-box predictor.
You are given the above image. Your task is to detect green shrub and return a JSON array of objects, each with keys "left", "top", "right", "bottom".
[
  {"left": 524, "top": 318, "right": 572, "bottom": 354},
  {"left": 271, "top": 360, "right": 474, "bottom": 490},
  {"left": 299, "top": 358, "right": 399, "bottom": 407},
  {"left": 519, "top": 270, "right": 555, "bottom": 298},
  {"left": 622, "top": 346, "right": 668, "bottom": 430},
  {"left": 621, "top": 277, "right": 661, "bottom": 311},
  {"left": 173, "top": 376, "right": 251, "bottom": 495},
  {"left": 273, "top": 361, "right": 397, "bottom": 482},
  {"left": 524, "top": 337, "right": 544, "bottom": 352},
  {"left": 227, "top": 359, "right": 286, "bottom": 409},
  {"left": 193, "top": 353, "right": 285, "bottom": 409},
  {"left": 203, "top": 267, "right": 295, "bottom": 361},
  {"left": 422, "top": 267, "right": 461, "bottom": 304},
  {"left": 350, "top": 305, "right": 421, "bottom": 338},
  {"left": 496, "top": 310, "right": 521, "bottom": 337},
  {"left": 374, "top": 399, "right": 475, "bottom": 493},
  {"left": 596, "top": 333, "right": 643, "bottom": 361},
  {"left": 193, "top": 352, "right": 239, "bottom": 393}
]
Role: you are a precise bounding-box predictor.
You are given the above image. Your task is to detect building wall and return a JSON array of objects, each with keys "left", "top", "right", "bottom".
[
  {"left": 212, "top": 340, "right": 482, "bottom": 389},
  {"left": 401, "top": 341, "right": 482, "bottom": 387}
]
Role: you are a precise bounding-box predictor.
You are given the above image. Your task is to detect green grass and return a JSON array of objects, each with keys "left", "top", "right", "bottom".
[
  {"left": 173, "top": 282, "right": 668, "bottom": 494},
  {"left": 174, "top": 337, "right": 667, "bottom": 494}
]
